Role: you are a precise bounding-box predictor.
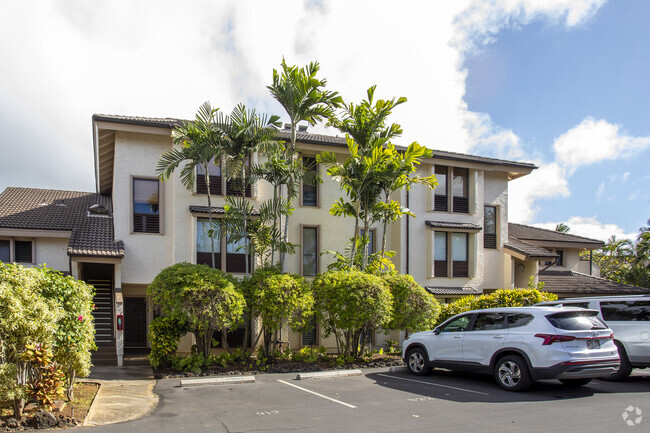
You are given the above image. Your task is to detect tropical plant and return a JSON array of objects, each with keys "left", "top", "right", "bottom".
[
  {"left": 555, "top": 223, "right": 570, "bottom": 233},
  {"left": 213, "top": 104, "right": 281, "bottom": 276},
  {"left": 38, "top": 270, "right": 96, "bottom": 399},
  {"left": 147, "top": 262, "right": 246, "bottom": 357},
  {"left": 157, "top": 102, "right": 222, "bottom": 268},
  {"left": 311, "top": 269, "right": 392, "bottom": 357},
  {"left": 268, "top": 59, "right": 342, "bottom": 271},
  {"left": 0, "top": 263, "right": 61, "bottom": 417},
  {"left": 148, "top": 316, "right": 190, "bottom": 369}
]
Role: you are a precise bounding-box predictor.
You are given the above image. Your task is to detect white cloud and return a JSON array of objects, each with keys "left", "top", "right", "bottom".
[
  {"left": 508, "top": 162, "right": 570, "bottom": 223},
  {"left": 452, "top": 0, "right": 606, "bottom": 56},
  {"left": 553, "top": 117, "right": 650, "bottom": 172},
  {"left": 595, "top": 182, "right": 605, "bottom": 198},
  {"left": 533, "top": 216, "right": 636, "bottom": 242},
  {"left": 0, "top": 0, "right": 610, "bottom": 194}
]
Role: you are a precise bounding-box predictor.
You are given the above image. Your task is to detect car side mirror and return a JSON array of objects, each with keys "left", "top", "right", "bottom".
[{"left": 434, "top": 327, "right": 441, "bottom": 335}]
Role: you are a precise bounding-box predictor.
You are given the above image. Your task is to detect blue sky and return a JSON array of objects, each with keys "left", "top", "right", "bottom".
[
  {"left": 0, "top": 0, "right": 647, "bottom": 241},
  {"left": 464, "top": 0, "right": 650, "bottom": 237}
]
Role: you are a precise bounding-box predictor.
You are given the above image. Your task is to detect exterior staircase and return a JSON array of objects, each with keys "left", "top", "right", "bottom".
[{"left": 88, "top": 279, "right": 117, "bottom": 365}]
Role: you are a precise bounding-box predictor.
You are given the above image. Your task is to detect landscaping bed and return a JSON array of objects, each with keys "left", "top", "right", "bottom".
[
  {"left": 154, "top": 353, "right": 404, "bottom": 379},
  {"left": 0, "top": 382, "right": 99, "bottom": 431}
]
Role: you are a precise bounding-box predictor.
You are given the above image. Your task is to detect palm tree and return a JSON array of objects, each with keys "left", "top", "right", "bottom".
[
  {"left": 555, "top": 223, "right": 570, "bottom": 233},
  {"left": 321, "top": 86, "right": 408, "bottom": 267},
  {"left": 156, "top": 102, "right": 221, "bottom": 268},
  {"left": 214, "top": 104, "right": 281, "bottom": 276},
  {"left": 267, "top": 59, "right": 342, "bottom": 271}
]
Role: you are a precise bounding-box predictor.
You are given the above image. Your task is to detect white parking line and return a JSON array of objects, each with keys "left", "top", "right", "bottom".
[
  {"left": 377, "top": 374, "right": 490, "bottom": 396},
  {"left": 277, "top": 380, "right": 357, "bottom": 409}
]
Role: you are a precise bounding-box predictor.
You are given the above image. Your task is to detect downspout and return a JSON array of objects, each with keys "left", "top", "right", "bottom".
[
  {"left": 406, "top": 189, "right": 410, "bottom": 275},
  {"left": 590, "top": 250, "right": 593, "bottom": 275}
]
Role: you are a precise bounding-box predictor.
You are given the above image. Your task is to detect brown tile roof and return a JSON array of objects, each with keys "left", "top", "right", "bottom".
[
  {"left": 425, "top": 286, "right": 483, "bottom": 296},
  {"left": 425, "top": 221, "right": 482, "bottom": 231},
  {"left": 509, "top": 223, "right": 604, "bottom": 247},
  {"left": 504, "top": 238, "right": 558, "bottom": 259},
  {"left": 0, "top": 187, "right": 124, "bottom": 258},
  {"left": 93, "top": 114, "right": 536, "bottom": 170},
  {"left": 539, "top": 270, "right": 650, "bottom": 295}
]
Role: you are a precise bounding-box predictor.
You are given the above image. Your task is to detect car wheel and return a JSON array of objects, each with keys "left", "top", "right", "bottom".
[
  {"left": 602, "top": 342, "right": 633, "bottom": 381},
  {"left": 494, "top": 355, "right": 533, "bottom": 392},
  {"left": 406, "top": 347, "right": 431, "bottom": 376},
  {"left": 559, "top": 378, "right": 592, "bottom": 387}
]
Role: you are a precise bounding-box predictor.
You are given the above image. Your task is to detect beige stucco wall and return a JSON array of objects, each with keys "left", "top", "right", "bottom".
[
  {"left": 482, "top": 171, "right": 509, "bottom": 289},
  {"left": 34, "top": 237, "right": 70, "bottom": 272}
]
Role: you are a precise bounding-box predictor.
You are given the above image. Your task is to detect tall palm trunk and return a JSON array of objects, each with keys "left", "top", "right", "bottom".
[
  {"left": 204, "top": 164, "right": 216, "bottom": 269},
  {"left": 281, "top": 122, "right": 297, "bottom": 273},
  {"left": 240, "top": 159, "right": 250, "bottom": 276}
]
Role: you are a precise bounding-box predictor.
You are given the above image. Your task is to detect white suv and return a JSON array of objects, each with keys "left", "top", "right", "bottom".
[
  {"left": 536, "top": 295, "right": 650, "bottom": 380},
  {"left": 402, "top": 306, "right": 620, "bottom": 391}
]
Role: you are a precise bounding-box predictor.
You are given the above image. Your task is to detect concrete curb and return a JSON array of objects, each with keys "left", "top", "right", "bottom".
[
  {"left": 180, "top": 375, "right": 256, "bottom": 386},
  {"left": 388, "top": 366, "right": 408, "bottom": 373},
  {"left": 296, "top": 369, "right": 363, "bottom": 380}
]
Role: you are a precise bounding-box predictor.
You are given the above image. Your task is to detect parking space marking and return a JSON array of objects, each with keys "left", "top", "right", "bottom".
[
  {"left": 377, "top": 374, "right": 490, "bottom": 396},
  {"left": 277, "top": 380, "right": 357, "bottom": 409}
]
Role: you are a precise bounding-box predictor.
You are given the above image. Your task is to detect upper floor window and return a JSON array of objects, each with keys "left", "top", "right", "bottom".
[
  {"left": 302, "top": 226, "right": 319, "bottom": 277},
  {"left": 196, "top": 159, "right": 222, "bottom": 196},
  {"left": 0, "top": 240, "right": 9, "bottom": 262},
  {"left": 225, "top": 156, "right": 252, "bottom": 197},
  {"left": 434, "top": 231, "right": 469, "bottom": 278},
  {"left": 542, "top": 249, "right": 564, "bottom": 267},
  {"left": 484, "top": 206, "right": 497, "bottom": 249},
  {"left": 302, "top": 157, "right": 318, "bottom": 207},
  {"left": 434, "top": 166, "right": 469, "bottom": 214},
  {"left": 0, "top": 239, "right": 32, "bottom": 263},
  {"left": 133, "top": 178, "right": 160, "bottom": 233}
]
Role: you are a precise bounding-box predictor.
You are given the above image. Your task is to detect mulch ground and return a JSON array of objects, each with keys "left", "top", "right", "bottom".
[{"left": 155, "top": 353, "right": 404, "bottom": 379}]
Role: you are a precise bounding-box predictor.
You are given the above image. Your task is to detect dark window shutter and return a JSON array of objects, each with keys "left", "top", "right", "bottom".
[
  {"left": 434, "top": 195, "right": 448, "bottom": 211},
  {"left": 14, "top": 241, "right": 32, "bottom": 263},
  {"left": 452, "top": 261, "right": 469, "bottom": 277},
  {"left": 434, "top": 260, "right": 448, "bottom": 277},
  {"left": 484, "top": 233, "right": 497, "bottom": 249},
  {"left": 302, "top": 317, "right": 318, "bottom": 346},
  {"left": 226, "top": 253, "right": 250, "bottom": 273},
  {"left": 452, "top": 197, "right": 469, "bottom": 213},
  {"left": 196, "top": 252, "right": 222, "bottom": 270},
  {"left": 196, "top": 174, "right": 223, "bottom": 196}
]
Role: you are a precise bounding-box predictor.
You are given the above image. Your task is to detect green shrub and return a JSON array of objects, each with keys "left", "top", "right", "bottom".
[
  {"left": 434, "top": 288, "right": 558, "bottom": 326},
  {"left": 149, "top": 316, "right": 190, "bottom": 369},
  {"left": 243, "top": 268, "right": 313, "bottom": 357},
  {"left": 312, "top": 270, "right": 392, "bottom": 358},
  {"left": 383, "top": 273, "right": 440, "bottom": 332},
  {"left": 147, "top": 263, "right": 246, "bottom": 358}
]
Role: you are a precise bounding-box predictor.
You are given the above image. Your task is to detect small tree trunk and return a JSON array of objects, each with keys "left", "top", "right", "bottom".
[
  {"left": 241, "top": 166, "right": 250, "bottom": 276},
  {"left": 13, "top": 361, "right": 28, "bottom": 418},
  {"left": 221, "top": 328, "right": 229, "bottom": 353},
  {"left": 66, "top": 368, "right": 76, "bottom": 401},
  {"left": 350, "top": 198, "right": 361, "bottom": 267}
]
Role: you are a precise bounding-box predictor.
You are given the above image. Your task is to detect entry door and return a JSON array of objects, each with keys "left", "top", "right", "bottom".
[{"left": 124, "top": 297, "right": 147, "bottom": 347}]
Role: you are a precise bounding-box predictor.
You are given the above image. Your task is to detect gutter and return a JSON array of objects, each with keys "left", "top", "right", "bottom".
[{"left": 406, "top": 189, "right": 410, "bottom": 274}]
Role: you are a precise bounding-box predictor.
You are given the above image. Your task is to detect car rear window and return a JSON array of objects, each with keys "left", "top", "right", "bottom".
[
  {"left": 546, "top": 311, "right": 608, "bottom": 330},
  {"left": 600, "top": 301, "right": 650, "bottom": 321},
  {"left": 506, "top": 313, "right": 534, "bottom": 328}
]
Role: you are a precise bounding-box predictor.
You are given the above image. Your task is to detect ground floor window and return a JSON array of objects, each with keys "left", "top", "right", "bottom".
[
  {"left": 196, "top": 218, "right": 249, "bottom": 273},
  {"left": 434, "top": 231, "right": 469, "bottom": 278},
  {"left": 0, "top": 239, "right": 33, "bottom": 263}
]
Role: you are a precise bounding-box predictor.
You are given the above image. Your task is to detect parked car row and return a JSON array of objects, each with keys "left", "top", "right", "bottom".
[{"left": 402, "top": 295, "right": 649, "bottom": 391}]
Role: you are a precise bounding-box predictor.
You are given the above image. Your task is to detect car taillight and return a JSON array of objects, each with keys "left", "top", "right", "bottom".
[{"left": 534, "top": 334, "right": 576, "bottom": 345}]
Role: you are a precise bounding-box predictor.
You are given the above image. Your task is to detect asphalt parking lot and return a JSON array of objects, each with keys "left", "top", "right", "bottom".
[{"left": 79, "top": 368, "right": 649, "bottom": 433}]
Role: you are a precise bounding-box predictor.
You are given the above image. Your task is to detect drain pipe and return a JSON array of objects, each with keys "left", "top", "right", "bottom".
[{"left": 406, "top": 189, "right": 410, "bottom": 275}]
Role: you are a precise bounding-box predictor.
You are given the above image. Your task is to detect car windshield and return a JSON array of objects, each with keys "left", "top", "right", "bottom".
[{"left": 546, "top": 311, "right": 608, "bottom": 330}]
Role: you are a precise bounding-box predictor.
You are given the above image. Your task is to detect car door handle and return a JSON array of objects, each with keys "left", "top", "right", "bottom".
[
  {"left": 493, "top": 336, "right": 504, "bottom": 339},
  {"left": 453, "top": 336, "right": 462, "bottom": 339}
]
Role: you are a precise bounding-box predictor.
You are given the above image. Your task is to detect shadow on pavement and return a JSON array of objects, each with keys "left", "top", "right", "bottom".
[{"left": 366, "top": 369, "right": 650, "bottom": 403}]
